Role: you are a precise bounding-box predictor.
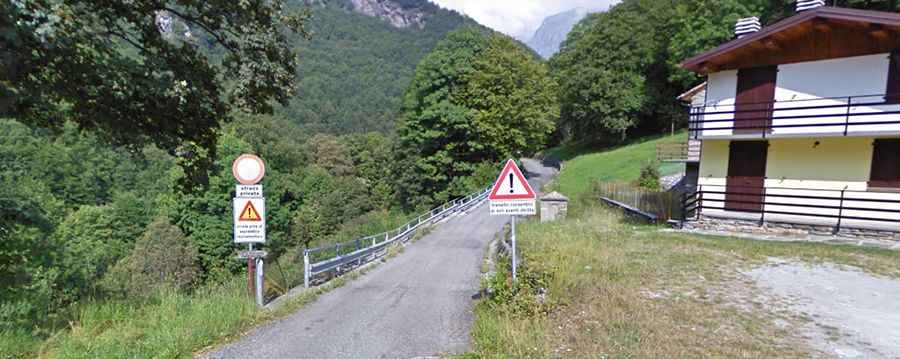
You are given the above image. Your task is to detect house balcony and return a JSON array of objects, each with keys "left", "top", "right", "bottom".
[
  {"left": 688, "top": 94, "right": 900, "bottom": 139},
  {"left": 657, "top": 140, "right": 701, "bottom": 163},
  {"left": 681, "top": 185, "right": 900, "bottom": 233}
]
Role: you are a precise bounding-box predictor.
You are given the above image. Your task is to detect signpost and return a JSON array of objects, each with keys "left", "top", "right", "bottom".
[
  {"left": 489, "top": 159, "right": 536, "bottom": 282},
  {"left": 232, "top": 154, "right": 267, "bottom": 306}
]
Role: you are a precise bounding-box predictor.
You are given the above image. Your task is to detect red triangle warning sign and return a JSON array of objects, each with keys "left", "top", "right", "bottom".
[
  {"left": 238, "top": 201, "right": 262, "bottom": 221},
  {"left": 489, "top": 160, "right": 536, "bottom": 200}
]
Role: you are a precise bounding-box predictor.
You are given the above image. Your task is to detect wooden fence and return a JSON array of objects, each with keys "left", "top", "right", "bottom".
[{"left": 595, "top": 182, "right": 681, "bottom": 222}]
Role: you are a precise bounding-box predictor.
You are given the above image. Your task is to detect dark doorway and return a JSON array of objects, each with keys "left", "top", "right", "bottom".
[
  {"left": 735, "top": 66, "right": 777, "bottom": 135},
  {"left": 886, "top": 51, "right": 900, "bottom": 103},
  {"left": 725, "top": 141, "right": 768, "bottom": 212}
]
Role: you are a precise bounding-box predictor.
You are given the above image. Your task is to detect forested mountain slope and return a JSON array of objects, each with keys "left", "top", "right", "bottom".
[{"left": 278, "top": 0, "right": 482, "bottom": 134}]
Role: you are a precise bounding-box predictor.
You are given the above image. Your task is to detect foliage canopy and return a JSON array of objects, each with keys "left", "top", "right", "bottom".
[{"left": 394, "top": 27, "right": 558, "bottom": 205}]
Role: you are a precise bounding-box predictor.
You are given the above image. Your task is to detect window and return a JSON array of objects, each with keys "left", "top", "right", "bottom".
[{"left": 869, "top": 139, "right": 900, "bottom": 188}]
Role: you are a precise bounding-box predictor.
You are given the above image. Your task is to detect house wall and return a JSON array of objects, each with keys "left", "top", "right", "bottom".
[
  {"left": 696, "top": 54, "right": 900, "bottom": 138},
  {"left": 695, "top": 136, "right": 900, "bottom": 231},
  {"left": 765, "top": 137, "right": 873, "bottom": 189}
]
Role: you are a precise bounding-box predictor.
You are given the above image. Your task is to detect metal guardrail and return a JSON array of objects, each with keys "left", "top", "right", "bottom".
[{"left": 302, "top": 186, "right": 491, "bottom": 288}]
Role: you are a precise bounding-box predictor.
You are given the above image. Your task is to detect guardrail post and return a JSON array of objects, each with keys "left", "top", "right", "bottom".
[
  {"left": 356, "top": 238, "right": 362, "bottom": 266},
  {"left": 834, "top": 189, "right": 846, "bottom": 235},
  {"left": 255, "top": 258, "right": 265, "bottom": 306},
  {"left": 303, "top": 249, "right": 310, "bottom": 288}
]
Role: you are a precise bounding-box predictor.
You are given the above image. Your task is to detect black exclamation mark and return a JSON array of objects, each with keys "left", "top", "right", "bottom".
[{"left": 509, "top": 173, "right": 514, "bottom": 193}]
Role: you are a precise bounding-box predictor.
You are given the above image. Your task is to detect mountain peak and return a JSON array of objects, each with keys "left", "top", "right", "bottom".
[
  {"left": 350, "top": 0, "right": 427, "bottom": 29},
  {"left": 527, "top": 8, "right": 592, "bottom": 59}
]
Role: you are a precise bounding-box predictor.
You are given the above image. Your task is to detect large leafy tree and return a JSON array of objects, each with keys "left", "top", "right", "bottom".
[
  {"left": 667, "top": 0, "right": 766, "bottom": 88},
  {"left": 394, "top": 27, "right": 558, "bottom": 206},
  {"left": 552, "top": 0, "right": 766, "bottom": 144},
  {"left": 551, "top": 0, "right": 671, "bottom": 143},
  {"left": 1, "top": 1, "right": 308, "bottom": 186}
]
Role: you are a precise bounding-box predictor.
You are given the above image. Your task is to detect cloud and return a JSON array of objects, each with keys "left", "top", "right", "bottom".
[{"left": 429, "top": 0, "right": 620, "bottom": 40}]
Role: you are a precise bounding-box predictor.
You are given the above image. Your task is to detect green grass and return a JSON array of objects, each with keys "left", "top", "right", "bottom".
[
  {"left": 36, "top": 279, "right": 258, "bottom": 358},
  {"left": 546, "top": 132, "right": 686, "bottom": 204},
  {"left": 466, "top": 132, "right": 900, "bottom": 358},
  {"left": 467, "top": 205, "right": 900, "bottom": 358}
]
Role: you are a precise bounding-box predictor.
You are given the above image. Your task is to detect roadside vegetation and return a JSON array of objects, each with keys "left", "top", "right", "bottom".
[
  {"left": 543, "top": 132, "right": 685, "bottom": 210},
  {"left": 469, "top": 205, "right": 900, "bottom": 358},
  {"left": 2, "top": 8, "right": 556, "bottom": 359},
  {"left": 7, "top": 0, "right": 900, "bottom": 358},
  {"left": 468, "top": 137, "right": 900, "bottom": 358}
]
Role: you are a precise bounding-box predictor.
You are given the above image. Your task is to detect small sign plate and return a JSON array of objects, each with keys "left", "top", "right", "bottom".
[
  {"left": 234, "top": 198, "right": 266, "bottom": 243},
  {"left": 236, "top": 185, "right": 263, "bottom": 198},
  {"left": 232, "top": 154, "right": 266, "bottom": 185},
  {"left": 490, "top": 199, "right": 537, "bottom": 216},
  {"left": 237, "top": 250, "right": 268, "bottom": 259}
]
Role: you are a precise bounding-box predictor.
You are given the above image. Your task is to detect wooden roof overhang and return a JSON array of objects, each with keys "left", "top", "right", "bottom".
[{"left": 681, "top": 7, "right": 900, "bottom": 75}]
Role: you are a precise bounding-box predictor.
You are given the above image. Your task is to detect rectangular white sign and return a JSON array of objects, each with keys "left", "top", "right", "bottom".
[
  {"left": 236, "top": 185, "right": 263, "bottom": 198},
  {"left": 490, "top": 199, "right": 536, "bottom": 216},
  {"left": 233, "top": 197, "right": 266, "bottom": 243}
]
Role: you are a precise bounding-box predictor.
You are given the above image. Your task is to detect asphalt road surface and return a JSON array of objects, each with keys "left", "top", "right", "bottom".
[{"left": 205, "top": 159, "right": 554, "bottom": 359}]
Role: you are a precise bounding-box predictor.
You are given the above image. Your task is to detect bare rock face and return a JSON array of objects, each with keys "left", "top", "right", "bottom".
[
  {"left": 527, "top": 8, "right": 591, "bottom": 59},
  {"left": 349, "top": 0, "right": 425, "bottom": 29}
]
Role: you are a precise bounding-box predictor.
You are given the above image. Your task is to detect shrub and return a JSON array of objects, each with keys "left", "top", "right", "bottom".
[
  {"left": 637, "top": 162, "right": 661, "bottom": 190},
  {"left": 101, "top": 218, "right": 199, "bottom": 299}
]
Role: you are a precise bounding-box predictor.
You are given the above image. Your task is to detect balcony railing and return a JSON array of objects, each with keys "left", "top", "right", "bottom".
[
  {"left": 688, "top": 94, "right": 900, "bottom": 139},
  {"left": 680, "top": 185, "right": 900, "bottom": 233},
  {"left": 657, "top": 140, "right": 701, "bottom": 162}
]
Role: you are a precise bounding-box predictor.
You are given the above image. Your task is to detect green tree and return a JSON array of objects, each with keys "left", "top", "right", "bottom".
[
  {"left": 551, "top": 0, "right": 673, "bottom": 143},
  {"left": 51, "top": 193, "right": 151, "bottom": 300},
  {"left": 101, "top": 217, "right": 200, "bottom": 299},
  {"left": 395, "top": 27, "right": 558, "bottom": 206},
  {"left": 306, "top": 134, "right": 355, "bottom": 177},
  {"left": 1, "top": 1, "right": 309, "bottom": 186},
  {"left": 667, "top": 0, "right": 764, "bottom": 88}
]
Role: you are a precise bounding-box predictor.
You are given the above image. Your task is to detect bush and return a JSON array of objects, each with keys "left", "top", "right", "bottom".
[
  {"left": 483, "top": 256, "right": 556, "bottom": 317},
  {"left": 101, "top": 218, "right": 199, "bottom": 299},
  {"left": 637, "top": 162, "right": 660, "bottom": 190}
]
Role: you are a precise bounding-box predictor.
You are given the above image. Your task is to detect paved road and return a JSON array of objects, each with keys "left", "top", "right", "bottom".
[{"left": 205, "top": 159, "right": 553, "bottom": 359}]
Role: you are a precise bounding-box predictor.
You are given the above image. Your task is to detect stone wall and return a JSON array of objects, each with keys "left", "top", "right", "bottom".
[{"left": 683, "top": 216, "right": 900, "bottom": 241}]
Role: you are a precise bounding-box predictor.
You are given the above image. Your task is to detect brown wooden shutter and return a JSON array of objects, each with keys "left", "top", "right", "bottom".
[
  {"left": 735, "top": 67, "right": 778, "bottom": 134},
  {"left": 885, "top": 52, "right": 900, "bottom": 103},
  {"left": 869, "top": 139, "right": 900, "bottom": 188},
  {"left": 726, "top": 141, "right": 768, "bottom": 212}
]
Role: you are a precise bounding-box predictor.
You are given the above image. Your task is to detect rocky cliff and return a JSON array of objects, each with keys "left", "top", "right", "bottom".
[
  {"left": 527, "top": 8, "right": 590, "bottom": 59},
  {"left": 349, "top": 0, "right": 426, "bottom": 28}
]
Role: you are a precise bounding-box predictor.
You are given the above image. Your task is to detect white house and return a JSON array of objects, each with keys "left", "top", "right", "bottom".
[{"left": 679, "top": 4, "right": 900, "bottom": 238}]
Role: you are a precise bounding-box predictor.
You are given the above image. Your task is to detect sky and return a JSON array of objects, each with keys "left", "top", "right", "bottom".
[{"left": 429, "top": 0, "right": 620, "bottom": 41}]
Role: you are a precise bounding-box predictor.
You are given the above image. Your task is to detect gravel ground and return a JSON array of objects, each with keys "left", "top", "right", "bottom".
[{"left": 747, "top": 258, "right": 900, "bottom": 358}]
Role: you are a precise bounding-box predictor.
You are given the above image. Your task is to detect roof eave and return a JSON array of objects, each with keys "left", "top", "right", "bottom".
[{"left": 680, "top": 7, "right": 900, "bottom": 74}]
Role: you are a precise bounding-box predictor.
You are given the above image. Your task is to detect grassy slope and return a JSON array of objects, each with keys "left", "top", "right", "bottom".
[
  {"left": 466, "top": 134, "right": 900, "bottom": 358},
  {"left": 546, "top": 132, "right": 685, "bottom": 203}
]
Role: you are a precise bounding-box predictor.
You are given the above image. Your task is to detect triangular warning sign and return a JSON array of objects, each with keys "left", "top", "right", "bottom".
[
  {"left": 489, "top": 159, "right": 536, "bottom": 200},
  {"left": 238, "top": 201, "right": 262, "bottom": 221}
]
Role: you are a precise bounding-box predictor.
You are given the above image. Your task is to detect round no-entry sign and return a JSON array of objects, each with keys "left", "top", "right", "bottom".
[{"left": 232, "top": 154, "right": 266, "bottom": 185}]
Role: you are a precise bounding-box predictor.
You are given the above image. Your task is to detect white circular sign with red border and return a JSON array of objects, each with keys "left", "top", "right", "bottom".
[{"left": 232, "top": 154, "right": 266, "bottom": 185}]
